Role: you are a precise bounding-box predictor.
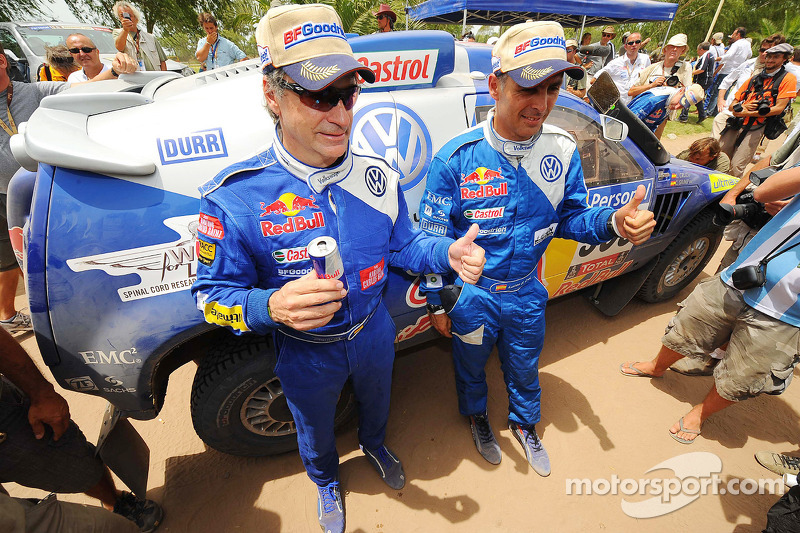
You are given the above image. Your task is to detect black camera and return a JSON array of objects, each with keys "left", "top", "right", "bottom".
[
  {"left": 756, "top": 98, "right": 772, "bottom": 115},
  {"left": 731, "top": 263, "right": 767, "bottom": 290},
  {"left": 665, "top": 62, "right": 683, "bottom": 87},
  {"left": 731, "top": 102, "right": 744, "bottom": 113},
  {"left": 714, "top": 190, "right": 772, "bottom": 229}
]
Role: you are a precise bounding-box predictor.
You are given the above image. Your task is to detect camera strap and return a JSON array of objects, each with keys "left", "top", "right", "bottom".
[{"left": 758, "top": 225, "right": 800, "bottom": 271}]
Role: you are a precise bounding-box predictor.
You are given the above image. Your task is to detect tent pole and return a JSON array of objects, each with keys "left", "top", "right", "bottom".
[
  {"left": 463, "top": 9, "right": 467, "bottom": 36},
  {"left": 406, "top": 1, "right": 409, "bottom": 30},
  {"left": 705, "top": 0, "right": 725, "bottom": 42},
  {"left": 662, "top": 18, "right": 674, "bottom": 50},
  {"left": 579, "top": 16, "right": 586, "bottom": 41}
]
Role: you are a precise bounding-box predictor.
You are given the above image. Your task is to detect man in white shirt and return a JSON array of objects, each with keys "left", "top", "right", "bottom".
[
  {"left": 591, "top": 32, "right": 650, "bottom": 105},
  {"left": 65, "top": 34, "right": 110, "bottom": 82},
  {"left": 706, "top": 27, "right": 752, "bottom": 117}
]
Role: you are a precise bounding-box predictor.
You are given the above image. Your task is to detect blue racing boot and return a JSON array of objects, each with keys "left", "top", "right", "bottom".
[
  {"left": 509, "top": 421, "right": 551, "bottom": 477},
  {"left": 361, "top": 444, "right": 406, "bottom": 489},
  {"left": 317, "top": 480, "right": 344, "bottom": 533}
]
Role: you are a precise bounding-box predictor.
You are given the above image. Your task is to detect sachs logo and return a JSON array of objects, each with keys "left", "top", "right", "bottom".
[{"left": 260, "top": 193, "right": 319, "bottom": 217}]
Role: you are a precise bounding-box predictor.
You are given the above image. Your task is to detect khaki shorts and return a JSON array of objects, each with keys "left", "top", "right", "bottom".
[{"left": 662, "top": 275, "right": 800, "bottom": 402}]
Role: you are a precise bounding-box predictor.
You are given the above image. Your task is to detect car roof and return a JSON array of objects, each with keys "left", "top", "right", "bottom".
[{"left": 2, "top": 21, "right": 112, "bottom": 29}]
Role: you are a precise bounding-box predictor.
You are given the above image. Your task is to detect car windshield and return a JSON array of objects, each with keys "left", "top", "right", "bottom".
[{"left": 17, "top": 25, "right": 117, "bottom": 57}]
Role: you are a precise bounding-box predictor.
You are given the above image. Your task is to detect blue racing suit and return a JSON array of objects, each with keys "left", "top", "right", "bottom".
[
  {"left": 420, "top": 110, "right": 616, "bottom": 426},
  {"left": 192, "top": 133, "right": 453, "bottom": 485},
  {"left": 627, "top": 87, "right": 679, "bottom": 132}
]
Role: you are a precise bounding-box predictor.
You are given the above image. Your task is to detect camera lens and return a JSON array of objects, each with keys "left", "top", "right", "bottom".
[
  {"left": 665, "top": 75, "right": 679, "bottom": 87},
  {"left": 732, "top": 103, "right": 743, "bottom": 113}
]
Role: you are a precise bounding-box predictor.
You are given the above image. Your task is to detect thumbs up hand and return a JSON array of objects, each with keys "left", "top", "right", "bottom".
[
  {"left": 448, "top": 223, "right": 486, "bottom": 284},
  {"left": 613, "top": 185, "right": 656, "bottom": 245}
]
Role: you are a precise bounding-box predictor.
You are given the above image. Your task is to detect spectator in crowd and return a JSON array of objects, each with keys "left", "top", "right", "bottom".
[
  {"left": 620, "top": 162, "right": 800, "bottom": 445},
  {"left": 66, "top": 34, "right": 110, "bottom": 82},
  {"left": 679, "top": 41, "right": 714, "bottom": 123},
  {"left": 0, "top": 327, "right": 163, "bottom": 532},
  {"left": 629, "top": 33, "right": 692, "bottom": 100},
  {"left": 36, "top": 45, "right": 79, "bottom": 82},
  {"left": 705, "top": 27, "right": 752, "bottom": 117},
  {"left": 785, "top": 46, "right": 800, "bottom": 79},
  {"left": 112, "top": 1, "right": 167, "bottom": 71},
  {"left": 564, "top": 39, "right": 587, "bottom": 98},
  {"left": 0, "top": 44, "right": 137, "bottom": 334},
  {"left": 628, "top": 83, "right": 704, "bottom": 138},
  {"left": 374, "top": 4, "right": 396, "bottom": 33},
  {"left": 462, "top": 31, "right": 476, "bottom": 42},
  {"left": 191, "top": 6, "right": 485, "bottom": 533},
  {"left": 581, "top": 32, "right": 592, "bottom": 46},
  {"left": 419, "top": 20, "right": 654, "bottom": 476},
  {"left": 591, "top": 31, "right": 651, "bottom": 105},
  {"left": 579, "top": 25, "right": 616, "bottom": 70},
  {"left": 711, "top": 38, "right": 771, "bottom": 139},
  {"left": 487, "top": 36, "right": 499, "bottom": 47},
  {"left": 718, "top": 42, "right": 796, "bottom": 177},
  {"left": 676, "top": 137, "right": 731, "bottom": 173},
  {"left": 700, "top": 31, "right": 727, "bottom": 114},
  {"left": 196, "top": 12, "right": 247, "bottom": 71}
]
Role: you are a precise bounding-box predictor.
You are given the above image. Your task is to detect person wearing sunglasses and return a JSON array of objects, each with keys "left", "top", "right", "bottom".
[
  {"left": 191, "top": 5, "right": 486, "bottom": 533},
  {"left": 578, "top": 24, "right": 616, "bottom": 75},
  {"left": 590, "top": 31, "right": 651, "bottom": 105},
  {"left": 65, "top": 34, "right": 109, "bottom": 83},
  {"left": 373, "top": 3, "right": 396, "bottom": 33}
]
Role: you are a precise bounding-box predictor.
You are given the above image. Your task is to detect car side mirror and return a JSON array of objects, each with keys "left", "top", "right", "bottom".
[{"left": 600, "top": 115, "right": 629, "bottom": 142}]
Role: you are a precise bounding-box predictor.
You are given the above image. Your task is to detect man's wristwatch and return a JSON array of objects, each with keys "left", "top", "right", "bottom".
[
  {"left": 426, "top": 303, "right": 446, "bottom": 315},
  {"left": 110, "top": 68, "right": 120, "bottom": 77}
]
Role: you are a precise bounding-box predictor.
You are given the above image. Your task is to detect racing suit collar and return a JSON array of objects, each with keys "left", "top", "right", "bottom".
[
  {"left": 272, "top": 126, "right": 353, "bottom": 195},
  {"left": 483, "top": 108, "right": 541, "bottom": 159}
]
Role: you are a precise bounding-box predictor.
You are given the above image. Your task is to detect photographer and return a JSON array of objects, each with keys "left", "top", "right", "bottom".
[
  {"left": 719, "top": 43, "right": 797, "bottom": 177},
  {"left": 628, "top": 33, "right": 692, "bottom": 100},
  {"left": 620, "top": 163, "right": 800, "bottom": 444}
]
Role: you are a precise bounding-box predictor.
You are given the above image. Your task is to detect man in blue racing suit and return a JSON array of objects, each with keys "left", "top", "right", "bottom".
[
  {"left": 420, "top": 21, "right": 656, "bottom": 476},
  {"left": 191, "top": 6, "right": 485, "bottom": 533}
]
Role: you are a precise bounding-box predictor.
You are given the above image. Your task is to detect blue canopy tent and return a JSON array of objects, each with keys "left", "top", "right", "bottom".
[{"left": 406, "top": 0, "right": 679, "bottom": 41}]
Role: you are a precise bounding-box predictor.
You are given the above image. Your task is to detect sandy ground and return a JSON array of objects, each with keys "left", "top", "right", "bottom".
[{"left": 7, "top": 132, "right": 795, "bottom": 532}]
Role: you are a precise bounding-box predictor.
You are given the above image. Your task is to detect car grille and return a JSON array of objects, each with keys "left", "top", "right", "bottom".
[{"left": 650, "top": 191, "right": 691, "bottom": 235}]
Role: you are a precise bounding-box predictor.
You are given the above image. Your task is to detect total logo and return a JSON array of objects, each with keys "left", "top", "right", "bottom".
[
  {"left": 461, "top": 167, "right": 502, "bottom": 186},
  {"left": 259, "top": 193, "right": 326, "bottom": 238},
  {"left": 353, "top": 103, "right": 432, "bottom": 192}
]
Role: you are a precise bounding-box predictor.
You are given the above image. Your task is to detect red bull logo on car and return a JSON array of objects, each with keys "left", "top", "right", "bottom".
[
  {"left": 461, "top": 167, "right": 502, "bottom": 185},
  {"left": 260, "top": 193, "right": 320, "bottom": 217}
]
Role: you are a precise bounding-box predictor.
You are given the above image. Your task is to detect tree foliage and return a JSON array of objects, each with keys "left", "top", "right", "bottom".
[
  {"left": 0, "top": 0, "right": 47, "bottom": 22},
  {"left": 61, "top": 0, "right": 234, "bottom": 34}
]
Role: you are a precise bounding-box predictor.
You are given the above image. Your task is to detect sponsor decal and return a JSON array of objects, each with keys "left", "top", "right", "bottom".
[
  {"left": 461, "top": 182, "right": 508, "bottom": 200},
  {"left": 478, "top": 226, "right": 508, "bottom": 235},
  {"left": 103, "top": 376, "right": 136, "bottom": 393},
  {"left": 157, "top": 127, "right": 228, "bottom": 165},
  {"left": 461, "top": 167, "right": 502, "bottom": 185},
  {"left": 283, "top": 21, "right": 346, "bottom": 48},
  {"left": 553, "top": 260, "right": 634, "bottom": 297},
  {"left": 355, "top": 50, "right": 438, "bottom": 87},
  {"left": 396, "top": 313, "right": 432, "bottom": 343},
  {"left": 425, "top": 191, "right": 451, "bottom": 206},
  {"left": 589, "top": 181, "right": 652, "bottom": 209},
  {"left": 260, "top": 193, "right": 319, "bottom": 217},
  {"left": 565, "top": 251, "right": 629, "bottom": 280},
  {"left": 353, "top": 103, "right": 432, "bottom": 191},
  {"left": 658, "top": 169, "right": 670, "bottom": 180},
  {"left": 67, "top": 215, "right": 199, "bottom": 302},
  {"left": 407, "top": 277, "right": 427, "bottom": 306},
  {"left": 300, "top": 61, "right": 340, "bottom": 82},
  {"left": 277, "top": 267, "right": 313, "bottom": 277},
  {"left": 66, "top": 376, "right": 98, "bottom": 392},
  {"left": 80, "top": 348, "right": 140, "bottom": 365},
  {"left": 540, "top": 155, "right": 563, "bottom": 183},
  {"left": 710, "top": 173, "right": 739, "bottom": 193},
  {"left": 514, "top": 35, "right": 566, "bottom": 57},
  {"left": 360, "top": 258, "right": 385, "bottom": 290},
  {"left": 421, "top": 219, "right": 447, "bottom": 236},
  {"left": 203, "top": 302, "right": 250, "bottom": 332},
  {"left": 261, "top": 212, "right": 326, "bottom": 237},
  {"left": 273, "top": 246, "right": 309, "bottom": 264},
  {"left": 258, "top": 44, "right": 270, "bottom": 66},
  {"left": 198, "top": 240, "right": 216, "bottom": 266},
  {"left": 521, "top": 66, "right": 554, "bottom": 81},
  {"left": 199, "top": 213, "right": 224, "bottom": 239},
  {"left": 423, "top": 204, "right": 448, "bottom": 221},
  {"left": 464, "top": 207, "right": 505, "bottom": 220},
  {"left": 534, "top": 223, "right": 558, "bottom": 245},
  {"left": 365, "top": 166, "right": 387, "bottom": 196}
]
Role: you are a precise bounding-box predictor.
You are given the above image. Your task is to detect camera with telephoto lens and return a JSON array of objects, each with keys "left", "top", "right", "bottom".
[
  {"left": 756, "top": 98, "right": 772, "bottom": 115},
  {"left": 713, "top": 168, "right": 774, "bottom": 229},
  {"left": 665, "top": 62, "right": 683, "bottom": 87}
]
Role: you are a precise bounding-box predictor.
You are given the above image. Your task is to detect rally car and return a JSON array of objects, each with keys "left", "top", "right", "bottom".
[{"left": 10, "top": 30, "right": 736, "bottom": 463}]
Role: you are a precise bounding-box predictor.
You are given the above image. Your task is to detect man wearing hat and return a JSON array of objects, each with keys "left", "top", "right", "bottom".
[
  {"left": 706, "top": 27, "right": 752, "bottom": 117},
  {"left": 718, "top": 41, "right": 796, "bottom": 177},
  {"left": 192, "top": 5, "right": 486, "bottom": 532},
  {"left": 578, "top": 25, "right": 616, "bottom": 73},
  {"left": 628, "top": 83, "right": 705, "bottom": 138},
  {"left": 374, "top": 4, "right": 396, "bottom": 32},
  {"left": 629, "top": 33, "right": 692, "bottom": 102},
  {"left": 419, "top": 21, "right": 655, "bottom": 476}
]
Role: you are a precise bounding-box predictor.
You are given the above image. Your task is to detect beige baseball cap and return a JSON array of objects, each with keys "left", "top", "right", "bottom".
[
  {"left": 256, "top": 4, "right": 375, "bottom": 90},
  {"left": 680, "top": 83, "right": 705, "bottom": 107},
  {"left": 712, "top": 32, "right": 724, "bottom": 44},
  {"left": 491, "top": 21, "right": 584, "bottom": 88},
  {"left": 565, "top": 39, "right": 578, "bottom": 49},
  {"left": 666, "top": 33, "right": 688, "bottom": 49}
]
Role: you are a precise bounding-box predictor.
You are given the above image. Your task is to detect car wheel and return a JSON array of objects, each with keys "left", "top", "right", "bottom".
[
  {"left": 637, "top": 210, "right": 723, "bottom": 303},
  {"left": 191, "top": 334, "right": 356, "bottom": 457}
]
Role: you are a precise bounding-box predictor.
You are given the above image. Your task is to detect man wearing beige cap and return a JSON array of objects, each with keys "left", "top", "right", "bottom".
[
  {"left": 629, "top": 33, "right": 692, "bottom": 100},
  {"left": 419, "top": 21, "right": 655, "bottom": 476},
  {"left": 191, "top": 5, "right": 486, "bottom": 533},
  {"left": 564, "top": 39, "right": 587, "bottom": 97}
]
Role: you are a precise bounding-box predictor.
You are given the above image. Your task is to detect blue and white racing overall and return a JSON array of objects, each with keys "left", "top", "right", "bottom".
[
  {"left": 420, "top": 110, "right": 616, "bottom": 426},
  {"left": 192, "top": 134, "right": 454, "bottom": 485}
]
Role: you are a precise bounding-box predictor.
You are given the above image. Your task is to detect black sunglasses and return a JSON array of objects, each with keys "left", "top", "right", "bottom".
[
  {"left": 279, "top": 80, "right": 361, "bottom": 112},
  {"left": 68, "top": 46, "right": 96, "bottom": 54},
  {"left": 377, "top": 14, "right": 388, "bottom": 19},
  {"left": 627, "top": 39, "right": 642, "bottom": 45},
  {"left": 602, "top": 33, "right": 614, "bottom": 37}
]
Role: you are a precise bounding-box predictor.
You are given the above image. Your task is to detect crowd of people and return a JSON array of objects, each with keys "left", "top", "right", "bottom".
[{"left": 5, "top": 3, "right": 800, "bottom": 532}]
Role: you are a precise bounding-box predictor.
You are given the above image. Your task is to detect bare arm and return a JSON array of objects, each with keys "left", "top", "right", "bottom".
[
  {"left": 753, "top": 165, "right": 800, "bottom": 203},
  {"left": 114, "top": 29, "right": 128, "bottom": 52}
]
